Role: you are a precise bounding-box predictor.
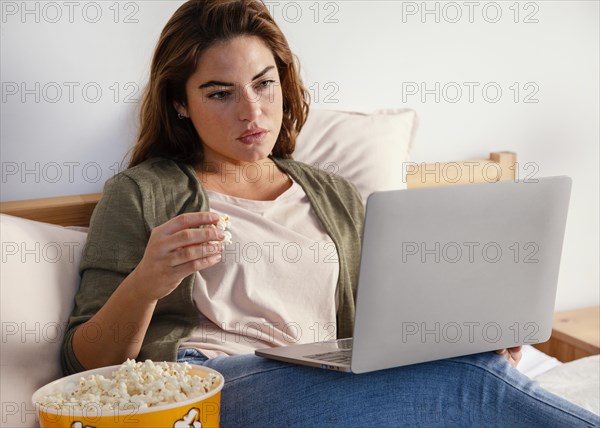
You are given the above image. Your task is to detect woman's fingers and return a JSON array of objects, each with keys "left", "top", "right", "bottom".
[
  {"left": 508, "top": 346, "right": 523, "bottom": 366},
  {"left": 168, "top": 242, "right": 224, "bottom": 267},
  {"left": 156, "top": 214, "right": 224, "bottom": 253},
  {"left": 496, "top": 346, "right": 523, "bottom": 368},
  {"left": 170, "top": 252, "right": 223, "bottom": 279},
  {"left": 159, "top": 212, "right": 220, "bottom": 236},
  {"left": 171, "top": 227, "right": 224, "bottom": 251}
]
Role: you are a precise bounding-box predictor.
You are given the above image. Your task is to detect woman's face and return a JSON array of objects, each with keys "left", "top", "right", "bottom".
[{"left": 177, "top": 35, "right": 284, "bottom": 167}]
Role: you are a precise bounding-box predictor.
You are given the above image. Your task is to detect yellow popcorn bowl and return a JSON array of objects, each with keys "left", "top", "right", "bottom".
[{"left": 32, "top": 363, "right": 224, "bottom": 428}]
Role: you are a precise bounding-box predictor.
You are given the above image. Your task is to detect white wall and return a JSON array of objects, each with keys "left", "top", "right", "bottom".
[{"left": 1, "top": 1, "right": 598, "bottom": 311}]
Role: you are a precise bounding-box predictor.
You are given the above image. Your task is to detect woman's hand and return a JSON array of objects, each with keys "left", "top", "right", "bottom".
[
  {"left": 129, "top": 212, "right": 225, "bottom": 302},
  {"left": 496, "top": 346, "right": 523, "bottom": 368}
]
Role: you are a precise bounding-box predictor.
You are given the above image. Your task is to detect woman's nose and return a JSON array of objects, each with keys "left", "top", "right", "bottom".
[{"left": 238, "top": 86, "right": 262, "bottom": 122}]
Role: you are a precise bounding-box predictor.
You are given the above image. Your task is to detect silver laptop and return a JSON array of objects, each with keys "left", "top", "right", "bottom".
[{"left": 255, "top": 176, "right": 572, "bottom": 373}]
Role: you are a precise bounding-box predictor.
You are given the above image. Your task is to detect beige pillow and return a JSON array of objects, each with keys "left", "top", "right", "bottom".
[
  {"left": 0, "top": 214, "right": 88, "bottom": 428},
  {"left": 534, "top": 355, "right": 600, "bottom": 415},
  {"left": 294, "top": 108, "right": 418, "bottom": 202}
]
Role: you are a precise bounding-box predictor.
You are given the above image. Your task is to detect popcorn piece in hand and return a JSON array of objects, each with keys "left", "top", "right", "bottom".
[
  {"left": 211, "top": 214, "right": 232, "bottom": 245},
  {"left": 216, "top": 214, "right": 231, "bottom": 231}
]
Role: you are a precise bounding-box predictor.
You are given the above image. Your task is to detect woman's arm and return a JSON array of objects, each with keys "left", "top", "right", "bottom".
[
  {"left": 70, "top": 211, "right": 225, "bottom": 370},
  {"left": 71, "top": 269, "right": 157, "bottom": 369}
]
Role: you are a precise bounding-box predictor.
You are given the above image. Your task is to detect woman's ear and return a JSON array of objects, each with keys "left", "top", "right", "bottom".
[{"left": 173, "top": 101, "right": 188, "bottom": 118}]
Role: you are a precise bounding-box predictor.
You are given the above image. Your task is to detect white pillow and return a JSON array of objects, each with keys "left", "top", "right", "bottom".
[
  {"left": 294, "top": 108, "right": 418, "bottom": 202},
  {"left": 0, "top": 214, "right": 88, "bottom": 428}
]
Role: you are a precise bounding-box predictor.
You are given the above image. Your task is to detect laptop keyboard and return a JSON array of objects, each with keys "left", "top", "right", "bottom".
[
  {"left": 304, "top": 349, "right": 352, "bottom": 365},
  {"left": 334, "top": 338, "right": 353, "bottom": 349}
]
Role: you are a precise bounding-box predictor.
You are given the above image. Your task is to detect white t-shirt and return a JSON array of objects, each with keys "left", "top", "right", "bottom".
[{"left": 181, "top": 179, "right": 340, "bottom": 358}]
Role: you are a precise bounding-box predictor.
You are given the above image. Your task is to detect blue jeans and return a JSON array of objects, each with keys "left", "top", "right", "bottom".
[{"left": 177, "top": 348, "right": 599, "bottom": 427}]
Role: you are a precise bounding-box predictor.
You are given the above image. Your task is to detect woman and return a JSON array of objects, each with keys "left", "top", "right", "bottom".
[{"left": 61, "top": 1, "right": 599, "bottom": 426}]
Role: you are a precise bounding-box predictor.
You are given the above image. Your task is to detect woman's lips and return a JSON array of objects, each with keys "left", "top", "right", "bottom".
[{"left": 237, "top": 130, "right": 268, "bottom": 145}]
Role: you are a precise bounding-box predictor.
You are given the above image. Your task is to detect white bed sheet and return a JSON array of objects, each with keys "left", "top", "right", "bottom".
[{"left": 518, "top": 345, "right": 562, "bottom": 378}]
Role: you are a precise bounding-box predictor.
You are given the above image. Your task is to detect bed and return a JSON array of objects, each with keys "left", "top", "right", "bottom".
[{"left": 1, "top": 108, "right": 597, "bottom": 427}]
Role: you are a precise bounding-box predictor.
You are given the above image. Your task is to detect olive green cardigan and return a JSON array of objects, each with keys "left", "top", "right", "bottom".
[{"left": 61, "top": 157, "right": 364, "bottom": 375}]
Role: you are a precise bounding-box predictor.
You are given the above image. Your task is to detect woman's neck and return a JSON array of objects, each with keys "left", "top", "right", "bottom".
[{"left": 196, "top": 158, "right": 292, "bottom": 201}]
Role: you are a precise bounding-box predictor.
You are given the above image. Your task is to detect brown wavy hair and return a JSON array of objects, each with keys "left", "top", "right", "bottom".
[{"left": 129, "top": 0, "right": 310, "bottom": 168}]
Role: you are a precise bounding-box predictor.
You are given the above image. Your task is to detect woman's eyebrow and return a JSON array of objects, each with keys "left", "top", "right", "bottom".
[
  {"left": 198, "top": 66, "right": 275, "bottom": 89},
  {"left": 251, "top": 65, "right": 275, "bottom": 81}
]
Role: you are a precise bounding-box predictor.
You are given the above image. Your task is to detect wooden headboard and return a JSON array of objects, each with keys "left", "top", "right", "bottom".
[{"left": 0, "top": 151, "right": 516, "bottom": 227}]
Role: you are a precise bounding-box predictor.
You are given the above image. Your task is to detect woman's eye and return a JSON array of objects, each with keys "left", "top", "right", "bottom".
[
  {"left": 209, "top": 91, "right": 230, "bottom": 100},
  {"left": 258, "top": 80, "right": 276, "bottom": 89}
]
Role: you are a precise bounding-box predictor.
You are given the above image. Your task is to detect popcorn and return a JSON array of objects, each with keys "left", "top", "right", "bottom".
[
  {"left": 214, "top": 214, "right": 232, "bottom": 245},
  {"left": 36, "top": 359, "right": 219, "bottom": 411}
]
